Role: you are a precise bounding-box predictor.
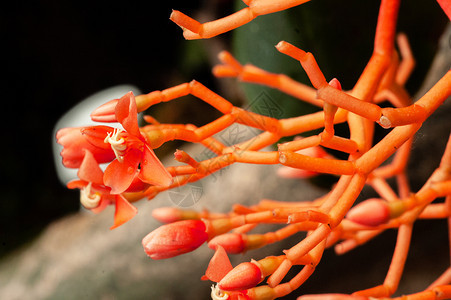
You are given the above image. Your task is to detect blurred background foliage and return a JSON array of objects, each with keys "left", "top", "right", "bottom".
[{"left": 1, "top": 0, "right": 448, "bottom": 260}]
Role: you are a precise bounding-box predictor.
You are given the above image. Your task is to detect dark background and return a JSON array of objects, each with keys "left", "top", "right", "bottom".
[
  {"left": 1, "top": 1, "right": 208, "bottom": 257},
  {"left": 1, "top": 0, "right": 448, "bottom": 265}
]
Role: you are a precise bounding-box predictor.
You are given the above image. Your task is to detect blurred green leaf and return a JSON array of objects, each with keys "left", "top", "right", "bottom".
[{"left": 232, "top": 1, "right": 318, "bottom": 120}]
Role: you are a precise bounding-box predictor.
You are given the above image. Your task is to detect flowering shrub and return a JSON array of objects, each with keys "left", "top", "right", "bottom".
[{"left": 57, "top": 0, "right": 451, "bottom": 299}]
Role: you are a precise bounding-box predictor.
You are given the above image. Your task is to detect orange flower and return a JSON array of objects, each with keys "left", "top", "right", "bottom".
[
  {"left": 56, "top": 126, "right": 115, "bottom": 168},
  {"left": 67, "top": 149, "right": 138, "bottom": 229},
  {"left": 84, "top": 92, "right": 172, "bottom": 194}
]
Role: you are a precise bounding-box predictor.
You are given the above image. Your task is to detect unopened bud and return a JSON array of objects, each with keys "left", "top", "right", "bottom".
[
  {"left": 329, "top": 78, "right": 342, "bottom": 90},
  {"left": 90, "top": 99, "right": 119, "bottom": 122},
  {"left": 152, "top": 207, "right": 204, "bottom": 223},
  {"left": 218, "top": 262, "right": 263, "bottom": 291},
  {"left": 142, "top": 220, "right": 208, "bottom": 259},
  {"left": 208, "top": 233, "right": 245, "bottom": 254},
  {"left": 152, "top": 207, "right": 184, "bottom": 223},
  {"left": 346, "top": 198, "right": 390, "bottom": 226}
]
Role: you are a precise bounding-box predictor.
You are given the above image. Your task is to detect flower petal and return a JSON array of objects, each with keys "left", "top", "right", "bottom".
[
  {"left": 66, "top": 179, "right": 87, "bottom": 190},
  {"left": 104, "top": 149, "right": 142, "bottom": 194},
  {"left": 115, "top": 92, "right": 140, "bottom": 137},
  {"left": 125, "top": 173, "right": 150, "bottom": 193},
  {"left": 81, "top": 126, "right": 115, "bottom": 150},
  {"left": 202, "top": 245, "right": 233, "bottom": 282},
  {"left": 110, "top": 195, "right": 138, "bottom": 229},
  {"left": 437, "top": 0, "right": 451, "bottom": 20},
  {"left": 90, "top": 196, "right": 111, "bottom": 214},
  {"left": 57, "top": 127, "right": 114, "bottom": 168},
  {"left": 139, "top": 145, "right": 172, "bottom": 187},
  {"left": 77, "top": 150, "right": 104, "bottom": 185}
]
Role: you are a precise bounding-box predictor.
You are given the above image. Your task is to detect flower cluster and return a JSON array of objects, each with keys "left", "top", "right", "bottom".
[
  {"left": 57, "top": 92, "right": 172, "bottom": 229},
  {"left": 56, "top": 0, "right": 451, "bottom": 299}
]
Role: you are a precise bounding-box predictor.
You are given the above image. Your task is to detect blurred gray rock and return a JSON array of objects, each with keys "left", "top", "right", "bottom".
[{"left": 0, "top": 148, "right": 324, "bottom": 300}]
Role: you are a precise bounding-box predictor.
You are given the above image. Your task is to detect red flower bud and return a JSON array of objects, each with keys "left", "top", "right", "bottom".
[
  {"left": 208, "top": 233, "right": 245, "bottom": 254},
  {"left": 218, "top": 262, "right": 263, "bottom": 291},
  {"left": 329, "top": 78, "right": 342, "bottom": 90},
  {"left": 90, "top": 98, "right": 119, "bottom": 122},
  {"left": 346, "top": 198, "right": 390, "bottom": 226},
  {"left": 142, "top": 220, "right": 208, "bottom": 259},
  {"left": 152, "top": 207, "right": 184, "bottom": 223}
]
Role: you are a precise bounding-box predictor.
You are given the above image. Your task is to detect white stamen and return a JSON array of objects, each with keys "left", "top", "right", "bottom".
[
  {"left": 105, "top": 128, "right": 127, "bottom": 162},
  {"left": 80, "top": 182, "right": 101, "bottom": 209},
  {"left": 211, "top": 284, "right": 228, "bottom": 300}
]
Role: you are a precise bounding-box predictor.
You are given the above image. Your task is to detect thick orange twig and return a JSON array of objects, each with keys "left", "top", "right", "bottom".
[{"left": 56, "top": 0, "right": 451, "bottom": 299}]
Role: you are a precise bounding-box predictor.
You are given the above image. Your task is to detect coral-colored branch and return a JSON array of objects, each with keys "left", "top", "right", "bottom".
[{"left": 55, "top": 0, "right": 451, "bottom": 299}]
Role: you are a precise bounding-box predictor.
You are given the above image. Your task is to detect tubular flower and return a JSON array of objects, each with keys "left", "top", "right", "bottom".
[
  {"left": 142, "top": 220, "right": 209, "bottom": 259},
  {"left": 85, "top": 92, "right": 172, "bottom": 194},
  {"left": 56, "top": 126, "right": 115, "bottom": 168},
  {"left": 67, "top": 149, "right": 138, "bottom": 229}
]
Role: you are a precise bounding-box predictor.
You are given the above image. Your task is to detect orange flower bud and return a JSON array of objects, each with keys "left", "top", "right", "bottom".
[
  {"left": 218, "top": 262, "right": 263, "bottom": 291},
  {"left": 346, "top": 198, "right": 390, "bottom": 226},
  {"left": 142, "top": 220, "right": 208, "bottom": 259}
]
